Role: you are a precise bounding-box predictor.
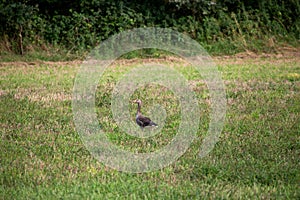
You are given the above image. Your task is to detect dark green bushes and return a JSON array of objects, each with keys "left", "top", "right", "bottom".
[
  {"left": 0, "top": 2, "right": 42, "bottom": 54},
  {"left": 0, "top": 0, "right": 299, "bottom": 58}
]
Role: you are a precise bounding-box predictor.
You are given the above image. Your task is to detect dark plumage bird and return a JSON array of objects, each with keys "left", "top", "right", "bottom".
[{"left": 133, "top": 99, "right": 158, "bottom": 128}]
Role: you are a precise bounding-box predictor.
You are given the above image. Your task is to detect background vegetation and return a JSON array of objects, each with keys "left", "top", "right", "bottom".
[{"left": 0, "top": 0, "right": 299, "bottom": 60}]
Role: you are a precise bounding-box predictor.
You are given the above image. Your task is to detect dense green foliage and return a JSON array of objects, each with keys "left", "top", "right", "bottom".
[{"left": 0, "top": 0, "right": 299, "bottom": 57}]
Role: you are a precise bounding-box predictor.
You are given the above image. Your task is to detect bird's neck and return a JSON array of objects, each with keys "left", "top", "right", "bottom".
[{"left": 136, "top": 103, "right": 141, "bottom": 116}]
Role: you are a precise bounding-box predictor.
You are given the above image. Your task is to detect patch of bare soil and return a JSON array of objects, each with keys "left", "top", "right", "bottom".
[
  {"left": 13, "top": 88, "right": 72, "bottom": 103},
  {"left": 213, "top": 47, "right": 300, "bottom": 65}
]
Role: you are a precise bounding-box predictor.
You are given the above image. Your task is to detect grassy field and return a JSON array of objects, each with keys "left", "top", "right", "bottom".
[{"left": 1, "top": 53, "right": 299, "bottom": 199}]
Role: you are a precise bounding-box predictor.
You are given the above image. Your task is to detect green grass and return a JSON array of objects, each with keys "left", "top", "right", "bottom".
[
  {"left": 0, "top": 56, "right": 299, "bottom": 199},
  {"left": 1, "top": 36, "right": 299, "bottom": 62}
]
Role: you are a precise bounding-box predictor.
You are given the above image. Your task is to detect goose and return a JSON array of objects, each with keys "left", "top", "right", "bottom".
[{"left": 133, "top": 99, "right": 158, "bottom": 128}]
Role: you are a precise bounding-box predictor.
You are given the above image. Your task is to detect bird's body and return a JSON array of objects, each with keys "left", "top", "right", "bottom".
[{"left": 134, "top": 99, "right": 157, "bottom": 128}]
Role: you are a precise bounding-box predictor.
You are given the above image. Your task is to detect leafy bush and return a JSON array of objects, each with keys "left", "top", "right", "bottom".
[
  {"left": 0, "top": 2, "right": 44, "bottom": 54},
  {"left": 0, "top": 0, "right": 299, "bottom": 57}
]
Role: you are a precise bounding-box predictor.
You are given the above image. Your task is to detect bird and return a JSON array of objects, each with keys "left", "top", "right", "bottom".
[{"left": 133, "top": 99, "right": 158, "bottom": 128}]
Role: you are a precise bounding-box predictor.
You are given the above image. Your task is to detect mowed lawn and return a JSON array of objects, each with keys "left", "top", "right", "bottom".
[{"left": 0, "top": 55, "right": 299, "bottom": 199}]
